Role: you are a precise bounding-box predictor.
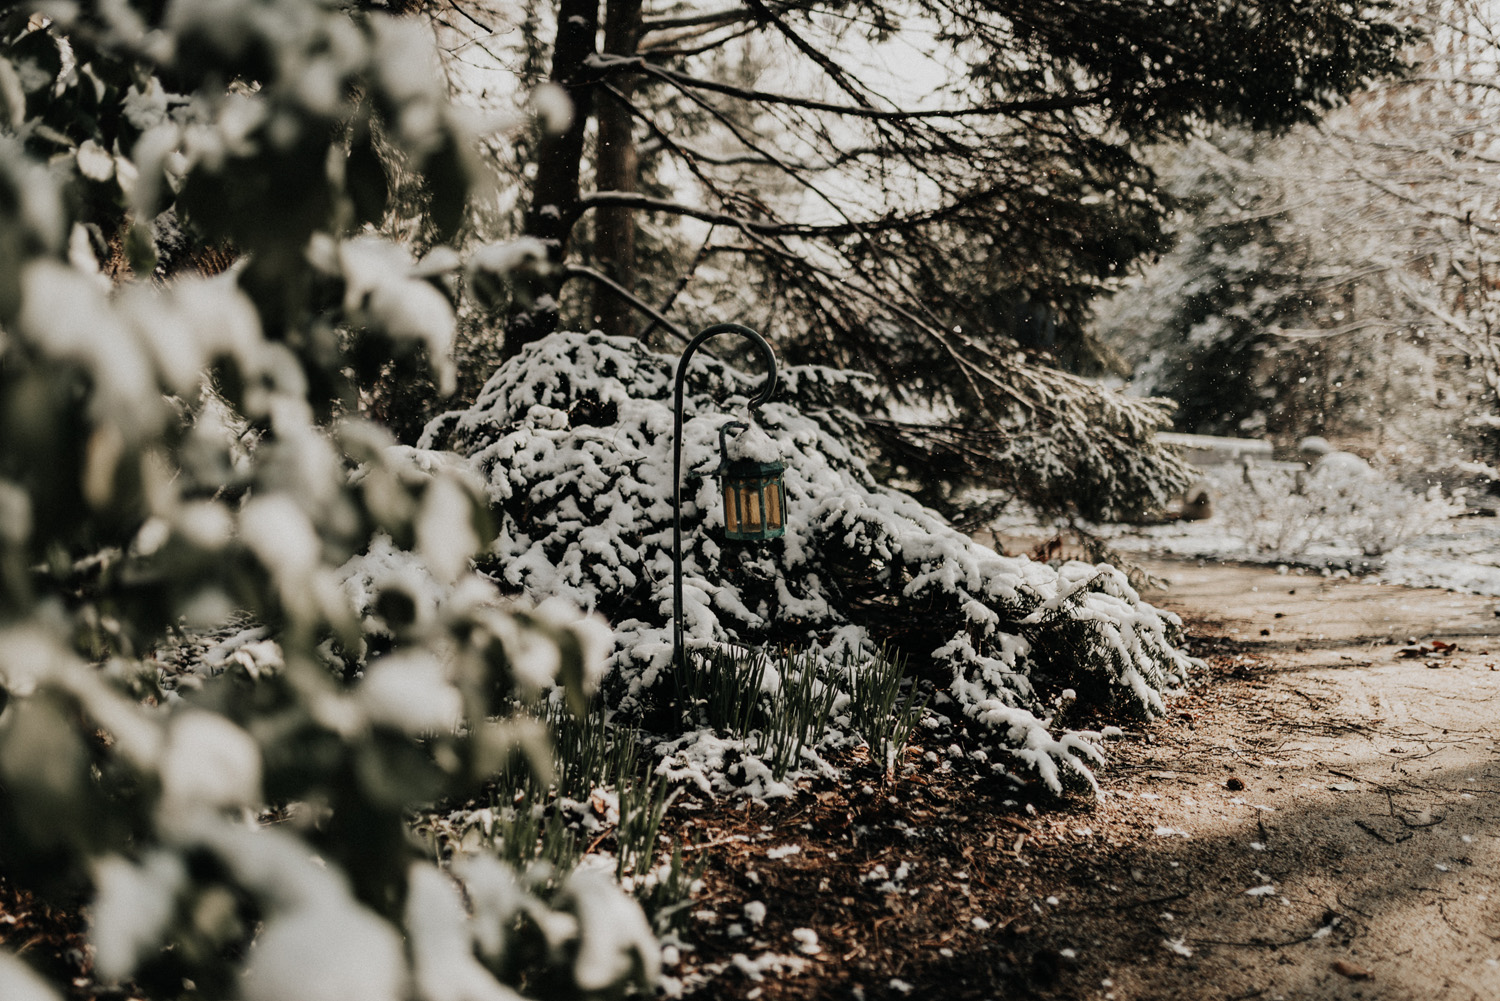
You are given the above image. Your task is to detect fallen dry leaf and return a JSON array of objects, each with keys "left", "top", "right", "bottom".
[
  {"left": 1333, "top": 959, "right": 1373, "bottom": 980},
  {"left": 1401, "top": 639, "right": 1459, "bottom": 658}
]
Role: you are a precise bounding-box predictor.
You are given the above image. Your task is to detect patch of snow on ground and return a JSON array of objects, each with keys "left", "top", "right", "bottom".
[
  {"left": 790, "top": 928, "right": 820, "bottom": 955},
  {"left": 1163, "top": 937, "right": 1194, "bottom": 957},
  {"left": 728, "top": 952, "right": 809, "bottom": 982},
  {"left": 1097, "top": 511, "right": 1500, "bottom": 597}
]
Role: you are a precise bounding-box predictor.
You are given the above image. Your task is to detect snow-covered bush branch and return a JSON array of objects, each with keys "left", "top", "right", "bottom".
[
  {"left": 423, "top": 332, "right": 1198, "bottom": 795},
  {"left": 1208, "top": 459, "right": 1458, "bottom": 560}
]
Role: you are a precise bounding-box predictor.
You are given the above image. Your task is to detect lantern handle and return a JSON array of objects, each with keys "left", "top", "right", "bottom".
[
  {"left": 717, "top": 420, "right": 749, "bottom": 466},
  {"left": 671, "top": 324, "right": 779, "bottom": 680}
]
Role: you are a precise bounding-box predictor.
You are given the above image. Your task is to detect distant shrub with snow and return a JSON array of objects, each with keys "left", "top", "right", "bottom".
[
  {"left": 0, "top": 3, "right": 653, "bottom": 999},
  {"left": 423, "top": 332, "right": 1197, "bottom": 793},
  {"left": 1208, "top": 459, "right": 1457, "bottom": 559}
]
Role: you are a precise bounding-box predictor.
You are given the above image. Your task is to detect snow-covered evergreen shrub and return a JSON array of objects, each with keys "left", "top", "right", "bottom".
[
  {"left": 0, "top": 3, "right": 655, "bottom": 998},
  {"left": 423, "top": 332, "right": 1198, "bottom": 793}
]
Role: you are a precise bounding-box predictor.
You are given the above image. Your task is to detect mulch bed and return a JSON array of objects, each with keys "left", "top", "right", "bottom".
[
  {"left": 665, "top": 626, "right": 1268, "bottom": 1000},
  {"left": 0, "top": 875, "right": 104, "bottom": 1000}
]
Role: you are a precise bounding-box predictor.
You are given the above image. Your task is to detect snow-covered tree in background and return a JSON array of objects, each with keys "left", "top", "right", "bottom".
[
  {"left": 0, "top": 3, "right": 656, "bottom": 999},
  {"left": 1101, "top": 0, "right": 1500, "bottom": 484},
  {"left": 415, "top": 0, "right": 1411, "bottom": 523},
  {"left": 1093, "top": 131, "right": 1304, "bottom": 438},
  {"left": 1315, "top": 0, "right": 1500, "bottom": 479},
  {"left": 1094, "top": 128, "right": 1425, "bottom": 446}
]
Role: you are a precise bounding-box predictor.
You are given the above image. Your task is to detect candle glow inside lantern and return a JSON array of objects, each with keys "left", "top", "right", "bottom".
[{"left": 717, "top": 420, "right": 786, "bottom": 541}]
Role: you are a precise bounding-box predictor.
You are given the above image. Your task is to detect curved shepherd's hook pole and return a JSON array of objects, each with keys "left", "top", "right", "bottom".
[{"left": 672, "top": 323, "right": 778, "bottom": 675}]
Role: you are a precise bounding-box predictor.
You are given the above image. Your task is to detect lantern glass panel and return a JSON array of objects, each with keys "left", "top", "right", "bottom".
[
  {"left": 720, "top": 458, "right": 785, "bottom": 541},
  {"left": 743, "top": 484, "right": 763, "bottom": 531},
  {"left": 764, "top": 478, "right": 783, "bottom": 531},
  {"left": 723, "top": 480, "right": 740, "bottom": 534}
]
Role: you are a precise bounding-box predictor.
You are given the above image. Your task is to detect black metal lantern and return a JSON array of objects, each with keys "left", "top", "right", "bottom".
[
  {"left": 717, "top": 421, "right": 786, "bottom": 542},
  {"left": 670, "top": 323, "right": 782, "bottom": 673}
]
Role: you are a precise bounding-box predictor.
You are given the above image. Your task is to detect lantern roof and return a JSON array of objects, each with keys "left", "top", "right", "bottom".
[{"left": 724, "top": 421, "right": 783, "bottom": 465}]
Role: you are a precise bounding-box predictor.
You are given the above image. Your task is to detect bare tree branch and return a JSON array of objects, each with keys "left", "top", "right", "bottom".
[
  {"left": 587, "top": 54, "right": 1105, "bottom": 121},
  {"left": 577, "top": 187, "right": 1017, "bottom": 240},
  {"left": 563, "top": 264, "right": 691, "bottom": 343}
]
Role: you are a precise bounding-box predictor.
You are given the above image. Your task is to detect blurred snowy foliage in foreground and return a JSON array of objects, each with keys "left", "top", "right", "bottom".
[
  {"left": 0, "top": 2, "right": 654, "bottom": 998},
  {"left": 424, "top": 332, "right": 1199, "bottom": 796}
]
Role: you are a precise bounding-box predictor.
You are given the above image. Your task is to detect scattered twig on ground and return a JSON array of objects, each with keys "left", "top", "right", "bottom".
[
  {"left": 1435, "top": 902, "right": 1485, "bottom": 940},
  {"left": 1191, "top": 914, "right": 1348, "bottom": 950},
  {"left": 1370, "top": 786, "right": 1448, "bottom": 827},
  {"left": 1335, "top": 891, "right": 1374, "bottom": 920},
  {"left": 1352, "top": 819, "right": 1411, "bottom": 844},
  {"left": 1085, "top": 888, "right": 1192, "bottom": 913},
  {"left": 680, "top": 833, "right": 752, "bottom": 854}
]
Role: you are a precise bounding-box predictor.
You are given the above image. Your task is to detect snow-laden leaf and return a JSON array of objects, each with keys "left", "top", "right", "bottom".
[
  {"left": 558, "top": 868, "right": 661, "bottom": 993},
  {"left": 405, "top": 864, "right": 523, "bottom": 1001},
  {"left": 240, "top": 901, "right": 407, "bottom": 1001},
  {"left": 0, "top": 952, "right": 61, "bottom": 1001},
  {"left": 91, "top": 852, "right": 188, "bottom": 982},
  {"left": 359, "top": 650, "right": 463, "bottom": 736},
  {"left": 158, "top": 711, "right": 262, "bottom": 818}
]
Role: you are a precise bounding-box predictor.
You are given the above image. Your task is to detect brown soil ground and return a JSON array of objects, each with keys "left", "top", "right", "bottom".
[{"left": 671, "top": 556, "right": 1500, "bottom": 1001}]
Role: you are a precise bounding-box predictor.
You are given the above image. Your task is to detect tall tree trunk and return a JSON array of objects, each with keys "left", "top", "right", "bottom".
[
  {"left": 503, "top": 0, "right": 601, "bottom": 360},
  {"left": 591, "top": 0, "right": 643, "bottom": 341}
]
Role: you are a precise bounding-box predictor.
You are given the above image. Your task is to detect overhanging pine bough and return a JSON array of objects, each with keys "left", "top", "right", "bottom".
[{"left": 488, "top": 0, "right": 1409, "bottom": 522}]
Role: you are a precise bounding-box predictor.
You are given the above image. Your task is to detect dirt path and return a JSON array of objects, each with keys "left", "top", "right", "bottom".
[
  {"left": 671, "top": 556, "right": 1500, "bottom": 1001},
  {"left": 1047, "top": 557, "right": 1500, "bottom": 1001}
]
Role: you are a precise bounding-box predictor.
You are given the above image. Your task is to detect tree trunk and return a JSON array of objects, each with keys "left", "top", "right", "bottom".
[
  {"left": 591, "top": 0, "right": 643, "bottom": 341},
  {"left": 503, "top": 0, "right": 601, "bottom": 360}
]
